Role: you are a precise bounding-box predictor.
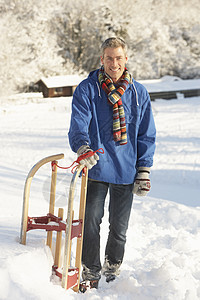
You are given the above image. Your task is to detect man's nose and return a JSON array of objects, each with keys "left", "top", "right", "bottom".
[{"left": 112, "top": 58, "right": 118, "bottom": 66}]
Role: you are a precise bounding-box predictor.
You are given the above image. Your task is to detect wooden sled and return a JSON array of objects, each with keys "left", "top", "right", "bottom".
[{"left": 20, "top": 154, "right": 88, "bottom": 292}]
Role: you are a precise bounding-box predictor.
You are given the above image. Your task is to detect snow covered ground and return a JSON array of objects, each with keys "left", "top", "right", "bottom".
[{"left": 0, "top": 90, "right": 200, "bottom": 300}]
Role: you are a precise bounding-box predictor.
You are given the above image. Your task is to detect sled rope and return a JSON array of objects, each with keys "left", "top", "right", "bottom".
[{"left": 52, "top": 148, "right": 104, "bottom": 173}]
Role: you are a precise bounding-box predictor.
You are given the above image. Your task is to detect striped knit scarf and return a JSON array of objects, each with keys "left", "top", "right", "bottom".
[{"left": 98, "top": 66, "right": 131, "bottom": 145}]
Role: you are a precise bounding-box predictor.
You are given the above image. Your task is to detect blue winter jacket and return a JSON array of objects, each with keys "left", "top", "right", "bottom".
[{"left": 68, "top": 69, "right": 156, "bottom": 184}]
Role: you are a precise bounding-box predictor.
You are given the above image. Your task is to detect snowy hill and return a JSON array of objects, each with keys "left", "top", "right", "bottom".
[{"left": 0, "top": 90, "right": 199, "bottom": 299}]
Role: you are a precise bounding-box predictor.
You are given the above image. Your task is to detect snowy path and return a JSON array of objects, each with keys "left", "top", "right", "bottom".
[{"left": 0, "top": 94, "right": 199, "bottom": 299}]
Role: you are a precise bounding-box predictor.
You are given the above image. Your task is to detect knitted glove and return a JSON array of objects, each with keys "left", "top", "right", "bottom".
[
  {"left": 133, "top": 167, "right": 151, "bottom": 196},
  {"left": 77, "top": 145, "right": 99, "bottom": 169}
]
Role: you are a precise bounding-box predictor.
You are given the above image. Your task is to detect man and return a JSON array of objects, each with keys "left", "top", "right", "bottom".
[{"left": 68, "top": 37, "right": 156, "bottom": 290}]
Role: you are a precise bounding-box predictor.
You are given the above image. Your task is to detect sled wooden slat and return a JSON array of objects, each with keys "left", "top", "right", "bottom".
[
  {"left": 54, "top": 208, "right": 64, "bottom": 268},
  {"left": 73, "top": 167, "right": 88, "bottom": 292},
  {"left": 61, "top": 164, "right": 88, "bottom": 290},
  {"left": 47, "top": 161, "right": 58, "bottom": 249}
]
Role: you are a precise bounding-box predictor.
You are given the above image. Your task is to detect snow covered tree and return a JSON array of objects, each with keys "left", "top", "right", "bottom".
[
  {"left": 50, "top": 0, "right": 130, "bottom": 72},
  {"left": 0, "top": 0, "right": 200, "bottom": 96}
]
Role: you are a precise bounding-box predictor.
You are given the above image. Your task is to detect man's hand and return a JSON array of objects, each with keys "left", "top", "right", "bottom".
[
  {"left": 77, "top": 145, "right": 99, "bottom": 169},
  {"left": 133, "top": 167, "right": 151, "bottom": 196}
]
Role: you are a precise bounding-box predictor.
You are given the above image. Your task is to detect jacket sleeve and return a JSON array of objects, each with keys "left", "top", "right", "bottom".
[
  {"left": 68, "top": 82, "right": 92, "bottom": 152},
  {"left": 136, "top": 90, "right": 156, "bottom": 168}
]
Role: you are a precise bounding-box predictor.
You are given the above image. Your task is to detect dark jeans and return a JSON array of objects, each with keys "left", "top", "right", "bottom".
[{"left": 82, "top": 179, "right": 134, "bottom": 275}]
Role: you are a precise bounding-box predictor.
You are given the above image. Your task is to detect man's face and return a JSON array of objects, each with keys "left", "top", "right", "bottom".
[{"left": 100, "top": 46, "right": 128, "bottom": 83}]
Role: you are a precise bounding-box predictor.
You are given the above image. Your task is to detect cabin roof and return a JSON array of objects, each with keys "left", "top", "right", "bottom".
[{"left": 38, "top": 75, "right": 83, "bottom": 88}]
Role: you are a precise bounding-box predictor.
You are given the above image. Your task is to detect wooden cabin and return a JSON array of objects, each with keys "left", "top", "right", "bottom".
[
  {"left": 36, "top": 75, "right": 83, "bottom": 98},
  {"left": 140, "top": 76, "right": 200, "bottom": 100}
]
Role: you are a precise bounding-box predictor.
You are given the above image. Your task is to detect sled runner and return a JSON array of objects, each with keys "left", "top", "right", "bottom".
[{"left": 19, "top": 153, "right": 89, "bottom": 291}]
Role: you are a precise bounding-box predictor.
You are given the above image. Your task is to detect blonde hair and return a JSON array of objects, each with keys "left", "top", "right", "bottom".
[{"left": 101, "top": 37, "right": 127, "bottom": 57}]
